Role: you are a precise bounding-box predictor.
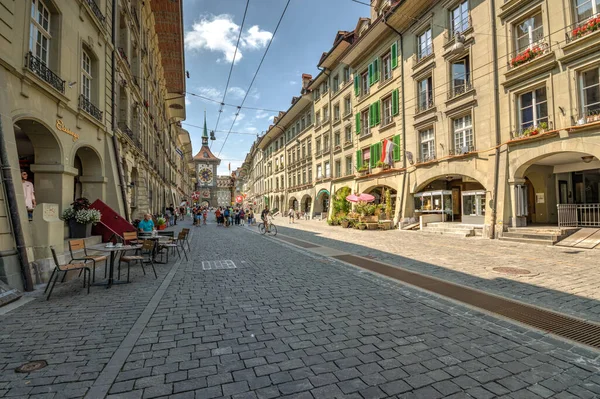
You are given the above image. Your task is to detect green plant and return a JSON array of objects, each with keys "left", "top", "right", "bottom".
[
  {"left": 332, "top": 187, "right": 352, "bottom": 217},
  {"left": 157, "top": 217, "right": 167, "bottom": 226},
  {"left": 61, "top": 198, "right": 101, "bottom": 224},
  {"left": 357, "top": 223, "right": 367, "bottom": 230},
  {"left": 358, "top": 165, "right": 369, "bottom": 172},
  {"left": 376, "top": 161, "right": 385, "bottom": 168}
]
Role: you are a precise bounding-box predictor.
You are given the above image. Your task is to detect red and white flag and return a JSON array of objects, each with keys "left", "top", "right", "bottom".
[{"left": 380, "top": 139, "right": 394, "bottom": 165}]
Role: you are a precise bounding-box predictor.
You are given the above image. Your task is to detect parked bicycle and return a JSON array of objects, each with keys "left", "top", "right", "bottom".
[{"left": 258, "top": 216, "right": 277, "bottom": 236}]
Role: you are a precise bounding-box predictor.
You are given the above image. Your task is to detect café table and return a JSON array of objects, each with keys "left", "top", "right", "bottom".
[
  {"left": 138, "top": 235, "right": 171, "bottom": 264},
  {"left": 88, "top": 243, "right": 141, "bottom": 288}
]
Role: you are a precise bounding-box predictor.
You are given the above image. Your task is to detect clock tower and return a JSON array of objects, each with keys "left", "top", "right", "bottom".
[{"left": 193, "top": 113, "right": 221, "bottom": 207}]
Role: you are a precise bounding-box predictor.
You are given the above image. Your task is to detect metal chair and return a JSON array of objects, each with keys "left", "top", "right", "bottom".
[
  {"left": 46, "top": 247, "right": 91, "bottom": 300},
  {"left": 180, "top": 228, "right": 191, "bottom": 251},
  {"left": 68, "top": 239, "right": 108, "bottom": 283},
  {"left": 118, "top": 240, "right": 157, "bottom": 281}
]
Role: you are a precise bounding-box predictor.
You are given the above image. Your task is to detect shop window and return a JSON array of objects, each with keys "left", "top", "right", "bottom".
[
  {"left": 419, "top": 128, "right": 435, "bottom": 161},
  {"left": 514, "top": 12, "right": 544, "bottom": 53},
  {"left": 519, "top": 87, "right": 548, "bottom": 130},
  {"left": 417, "top": 28, "right": 433, "bottom": 61},
  {"left": 580, "top": 67, "right": 600, "bottom": 123},
  {"left": 450, "top": 0, "right": 470, "bottom": 37},
  {"left": 462, "top": 190, "right": 486, "bottom": 217},
  {"left": 453, "top": 114, "right": 474, "bottom": 152}
]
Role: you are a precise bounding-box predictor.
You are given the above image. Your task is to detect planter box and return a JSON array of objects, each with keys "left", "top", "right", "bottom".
[
  {"left": 360, "top": 215, "right": 378, "bottom": 223},
  {"left": 340, "top": 220, "right": 349, "bottom": 228},
  {"left": 157, "top": 224, "right": 166, "bottom": 230},
  {"left": 372, "top": 167, "right": 383, "bottom": 174},
  {"left": 357, "top": 224, "right": 367, "bottom": 230},
  {"left": 379, "top": 220, "right": 393, "bottom": 230},
  {"left": 68, "top": 220, "right": 92, "bottom": 238}
]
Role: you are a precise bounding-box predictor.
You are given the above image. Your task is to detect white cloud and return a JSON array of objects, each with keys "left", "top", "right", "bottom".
[
  {"left": 227, "top": 87, "right": 246, "bottom": 99},
  {"left": 185, "top": 15, "right": 272, "bottom": 64},
  {"left": 196, "top": 86, "right": 223, "bottom": 99},
  {"left": 289, "top": 81, "right": 298, "bottom": 85},
  {"left": 185, "top": 97, "right": 191, "bottom": 106},
  {"left": 249, "top": 88, "right": 260, "bottom": 101},
  {"left": 255, "top": 110, "right": 274, "bottom": 119}
]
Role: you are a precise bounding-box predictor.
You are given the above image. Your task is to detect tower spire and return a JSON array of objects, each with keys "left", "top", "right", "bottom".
[{"left": 202, "top": 111, "right": 208, "bottom": 146}]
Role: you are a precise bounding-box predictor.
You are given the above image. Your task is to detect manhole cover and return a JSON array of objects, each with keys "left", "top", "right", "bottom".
[
  {"left": 492, "top": 267, "right": 531, "bottom": 275},
  {"left": 15, "top": 360, "right": 47, "bottom": 373}
]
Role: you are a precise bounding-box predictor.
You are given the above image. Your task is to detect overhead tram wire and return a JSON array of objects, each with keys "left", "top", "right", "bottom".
[
  {"left": 211, "top": 0, "right": 250, "bottom": 149},
  {"left": 217, "top": 0, "right": 292, "bottom": 157}
]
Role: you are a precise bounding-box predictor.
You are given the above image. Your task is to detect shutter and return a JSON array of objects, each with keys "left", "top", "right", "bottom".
[
  {"left": 354, "top": 74, "right": 359, "bottom": 96},
  {"left": 392, "top": 89, "right": 399, "bottom": 116},
  {"left": 368, "top": 63, "right": 373, "bottom": 86},
  {"left": 393, "top": 134, "right": 401, "bottom": 162},
  {"left": 370, "top": 144, "right": 377, "bottom": 168},
  {"left": 377, "top": 141, "right": 382, "bottom": 164},
  {"left": 391, "top": 42, "right": 398, "bottom": 69},
  {"left": 355, "top": 113, "right": 361, "bottom": 134},
  {"left": 356, "top": 150, "right": 362, "bottom": 169},
  {"left": 369, "top": 103, "right": 375, "bottom": 127},
  {"left": 373, "top": 58, "right": 379, "bottom": 83},
  {"left": 377, "top": 100, "right": 382, "bottom": 125}
]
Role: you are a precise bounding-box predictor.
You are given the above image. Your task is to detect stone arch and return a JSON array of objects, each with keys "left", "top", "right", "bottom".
[
  {"left": 288, "top": 196, "right": 298, "bottom": 210},
  {"left": 313, "top": 189, "right": 330, "bottom": 215},
  {"left": 72, "top": 145, "right": 104, "bottom": 202},
  {"left": 413, "top": 167, "right": 487, "bottom": 194},
  {"left": 300, "top": 194, "right": 312, "bottom": 213},
  {"left": 512, "top": 146, "right": 600, "bottom": 179}
]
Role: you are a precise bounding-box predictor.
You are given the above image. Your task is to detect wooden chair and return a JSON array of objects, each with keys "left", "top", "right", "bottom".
[
  {"left": 68, "top": 239, "right": 108, "bottom": 283},
  {"left": 118, "top": 240, "right": 157, "bottom": 281},
  {"left": 181, "top": 228, "right": 191, "bottom": 251},
  {"left": 122, "top": 231, "right": 140, "bottom": 245},
  {"left": 46, "top": 247, "right": 91, "bottom": 300}
]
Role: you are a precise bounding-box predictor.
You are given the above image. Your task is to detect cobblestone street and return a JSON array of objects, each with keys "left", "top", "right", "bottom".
[{"left": 1, "top": 218, "right": 600, "bottom": 398}]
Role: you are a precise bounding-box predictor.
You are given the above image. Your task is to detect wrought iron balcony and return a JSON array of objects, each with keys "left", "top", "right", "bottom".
[
  {"left": 417, "top": 152, "right": 436, "bottom": 164},
  {"left": 25, "top": 52, "right": 65, "bottom": 93},
  {"left": 84, "top": 0, "right": 105, "bottom": 23},
  {"left": 78, "top": 94, "right": 103, "bottom": 122},
  {"left": 415, "top": 98, "right": 434, "bottom": 114},
  {"left": 447, "top": 78, "right": 473, "bottom": 100},
  {"left": 449, "top": 145, "right": 475, "bottom": 156},
  {"left": 507, "top": 41, "right": 550, "bottom": 70},
  {"left": 565, "top": 14, "right": 600, "bottom": 43}
]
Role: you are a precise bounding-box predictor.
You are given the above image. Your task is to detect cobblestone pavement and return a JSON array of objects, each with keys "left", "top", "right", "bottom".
[
  {"left": 273, "top": 218, "right": 600, "bottom": 323},
  {"left": 1, "top": 218, "right": 600, "bottom": 398}
]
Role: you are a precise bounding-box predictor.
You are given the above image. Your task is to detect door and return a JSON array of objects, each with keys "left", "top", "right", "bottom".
[
  {"left": 559, "top": 180, "right": 568, "bottom": 204},
  {"left": 525, "top": 178, "right": 536, "bottom": 224}
]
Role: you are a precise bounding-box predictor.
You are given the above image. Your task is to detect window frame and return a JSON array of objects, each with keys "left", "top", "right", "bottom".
[
  {"left": 452, "top": 114, "right": 474, "bottom": 152},
  {"left": 344, "top": 125, "right": 353, "bottom": 143},
  {"left": 518, "top": 86, "right": 549, "bottom": 130},
  {"left": 361, "top": 70, "right": 370, "bottom": 96},
  {"left": 419, "top": 128, "right": 435, "bottom": 161},
  {"left": 382, "top": 52, "right": 392, "bottom": 81},
  {"left": 417, "top": 28, "right": 433, "bottom": 60},
  {"left": 30, "top": 0, "right": 52, "bottom": 65},
  {"left": 344, "top": 95, "right": 352, "bottom": 116},
  {"left": 360, "top": 108, "right": 370, "bottom": 136},
  {"left": 417, "top": 75, "right": 434, "bottom": 112},
  {"left": 382, "top": 95, "right": 393, "bottom": 126},
  {"left": 514, "top": 12, "right": 544, "bottom": 53},
  {"left": 345, "top": 156, "right": 353, "bottom": 175},
  {"left": 81, "top": 48, "right": 92, "bottom": 101},
  {"left": 580, "top": 66, "right": 600, "bottom": 120},
  {"left": 450, "top": 0, "right": 470, "bottom": 37}
]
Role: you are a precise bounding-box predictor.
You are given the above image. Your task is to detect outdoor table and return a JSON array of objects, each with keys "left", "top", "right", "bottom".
[
  {"left": 88, "top": 243, "right": 141, "bottom": 288},
  {"left": 139, "top": 236, "right": 171, "bottom": 264}
]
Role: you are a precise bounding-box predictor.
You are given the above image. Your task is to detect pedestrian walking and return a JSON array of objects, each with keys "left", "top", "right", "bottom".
[
  {"left": 239, "top": 209, "right": 245, "bottom": 226},
  {"left": 223, "top": 207, "right": 230, "bottom": 227},
  {"left": 215, "top": 208, "right": 222, "bottom": 226},
  {"left": 167, "top": 204, "right": 176, "bottom": 226},
  {"left": 203, "top": 208, "right": 208, "bottom": 225},
  {"left": 288, "top": 207, "right": 295, "bottom": 224},
  {"left": 195, "top": 208, "right": 202, "bottom": 227},
  {"left": 234, "top": 208, "right": 240, "bottom": 225}
]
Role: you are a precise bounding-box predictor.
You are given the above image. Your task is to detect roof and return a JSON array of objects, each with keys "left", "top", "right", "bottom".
[
  {"left": 317, "top": 30, "right": 355, "bottom": 69},
  {"left": 150, "top": 0, "right": 185, "bottom": 94},
  {"left": 193, "top": 146, "right": 220, "bottom": 162}
]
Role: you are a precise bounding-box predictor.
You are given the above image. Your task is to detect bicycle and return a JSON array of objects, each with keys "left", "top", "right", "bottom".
[{"left": 258, "top": 216, "right": 277, "bottom": 236}]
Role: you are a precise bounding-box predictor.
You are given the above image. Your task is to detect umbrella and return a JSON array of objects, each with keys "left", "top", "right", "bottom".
[{"left": 346, "top": 193, "right": 375, "bottom": 203}]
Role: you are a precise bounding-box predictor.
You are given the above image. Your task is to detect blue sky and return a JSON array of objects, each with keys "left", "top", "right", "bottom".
[{"left": 182, "top": 0, "right": 367, "bottom": 175}]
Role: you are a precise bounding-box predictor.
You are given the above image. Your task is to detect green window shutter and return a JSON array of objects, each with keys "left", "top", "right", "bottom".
[
  {"left": 354, "top": 75, "right": 359, "bottom": 96},
  {"left": 373, "top": 58, "right": 380, "bottom": 83},
  {"left": 356, "top": 150, "right": 362, "bottom": 169},
  {"left": 377, "top": 100, "right": 382, "bottom": 125},
  {"left": 368, "top": 63, "right": 373, "bottom": 86},
  {"left": 377, "top": 142, "right": 382, "bottom": 163},
  {"left": 369, "top": 145, "right": 375, "bottom": 167},
  {"left": 392, "top": 89, "right": 399, "bottom": 116},
  {"left": 391, "top": 42, "right": 398, "bottom": 69},
  {"left": 355, "top": 112, "right": 361, "bottom": 134},
  {"left": 369, "top": 103, "right": 375, "bottom": 128},
  {"left": 393, "top": 134, "right": 401, "bottom": 162}
]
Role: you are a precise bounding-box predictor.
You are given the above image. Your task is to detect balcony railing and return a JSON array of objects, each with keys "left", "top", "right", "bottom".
[
  {"left": 79, "top": 94, "right": 103, "bottom": 121},
  {"left": 447, "top": 78, "right": 473, "bottom": 100},
  {"left": 510, "top": 120, "right": 552, "bottom": 139},
  {"left": 558, "top": 204, "right": 600, "bottom": 227},
  {"left": 417, "top": 151, "right": 436, "bottom": 164},
  {"left": 577, "top": 108, "right": 600, "bottom": 125},
  {"left": 118, "top": 47, "right": 130, "bottom": 68},
  {"left": 118, "top": 122, "right": 134, "bottom": 139},
  {"left": 507, "top": 41, "right": 550, "bottom": 70},
  {"left": 448, "top": 145, "right": 475, "bottom": 156},
  {"left": 84, "top": 0, "right": 105, "bottom": 23},
  {"left": 565, "top": 14, "right": 600, "bottom": 43},
  {"left": 416, "top": 44, "right": 434, "bottom": 63},
  {"left": 25, "top": 52, "right": 65, "bottom": 93},
  {"left": 415, "top": 97, "right": 434, "bottom": 114}
]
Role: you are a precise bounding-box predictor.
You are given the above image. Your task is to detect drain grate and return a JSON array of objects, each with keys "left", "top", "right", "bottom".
[
  {"left": 492, "top": 267, "right": 531, "bottom": 275},
  {"left": 333, "top": 254, "right": 600, "bottom": 349},
  {"left": 15, "top": 360, "right": 47, "bottom": 373},
  {"left": 202, "top": 260, "right": 236, "bottom": 270},
  {"left": 276, "top": 236, "right": 320, "bottom": 248}
]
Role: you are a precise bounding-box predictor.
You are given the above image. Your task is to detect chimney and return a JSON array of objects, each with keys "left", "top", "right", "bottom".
[{"left": 302, "top": 74, "right": 312, "bottom": 90}]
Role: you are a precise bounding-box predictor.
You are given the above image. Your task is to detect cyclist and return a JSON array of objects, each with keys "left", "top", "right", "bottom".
[{"left": 261, "top": 208, "right": 270, "bottom": 232}]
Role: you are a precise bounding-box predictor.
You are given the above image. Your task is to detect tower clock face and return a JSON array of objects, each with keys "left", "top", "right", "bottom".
[{"left": 199, "top": 167, "right": 213, "bottom": 183}]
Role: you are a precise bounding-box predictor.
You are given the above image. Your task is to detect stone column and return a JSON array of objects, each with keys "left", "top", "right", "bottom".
[
  {"left": 508, "top": 178, "right": 527, "bottom": 227},
  {"left": 29, "top": 164, "right": 78, "bottom": 213}
]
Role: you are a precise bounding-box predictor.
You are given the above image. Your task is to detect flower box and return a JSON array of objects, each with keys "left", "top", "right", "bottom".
[
  {"left": 572, "top": 16, "right": 600, "bottom": 40},
  {"left": 510, "top": 46, "right": 544, "bottom": 68}
]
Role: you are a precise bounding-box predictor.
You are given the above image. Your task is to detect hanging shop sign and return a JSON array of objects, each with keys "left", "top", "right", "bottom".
[
  {"left": 235, "top": 195, "right": 243, "bottom": 203},
  {"left": 56, "top": 119, "right": 79, "bottom": 141}
]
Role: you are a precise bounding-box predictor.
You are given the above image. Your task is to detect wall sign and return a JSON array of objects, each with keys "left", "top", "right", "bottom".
[
  {"left": 56, "top": 120, "right": 79, "bottom": 141},
  {"left": 536, "top": 193, "right": 545, "bottom": 204}
]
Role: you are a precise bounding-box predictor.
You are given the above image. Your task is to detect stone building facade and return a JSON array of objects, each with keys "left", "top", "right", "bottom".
[
  {"left": 0, "top": 0, "right": 192, "bottom": 291},
  {"left": 241, "top": 0, "right": 600, "bottom": 238}
]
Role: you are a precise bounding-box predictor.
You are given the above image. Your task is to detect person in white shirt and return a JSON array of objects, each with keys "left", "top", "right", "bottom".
[
  {"left": 21, "top": 171, "right": 36, "bottom": 220},
  {"left": 288, "top": 207, "right": 295, "bottom": 224}
]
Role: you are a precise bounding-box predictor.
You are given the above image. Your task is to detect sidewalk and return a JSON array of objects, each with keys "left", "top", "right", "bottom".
[{"left": 274, "top": 217, "right": 600, "bottom": 323}]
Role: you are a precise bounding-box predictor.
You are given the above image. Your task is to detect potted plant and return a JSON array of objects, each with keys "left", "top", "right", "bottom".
[
  {"left": 156, "top": 217, "right": 167, "bottom": 230},
  {"left": 340, "top": 217, "right": 350, "bottom": 228},
  {"left": 373, "top": 161, "right": 386, "bottom": 174},
  {"left": 356, "top": 165, "right": 369, "bottom": 177},
  {"left": 62, "top": 198, "right": 102, "bottom": 238},
  {"left": 357, "top": 223, "right": 367, "bottom": 230}
]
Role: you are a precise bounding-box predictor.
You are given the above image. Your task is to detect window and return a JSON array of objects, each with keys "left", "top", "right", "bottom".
[
  {"left": 335, "top": 160, "right": 341, "bottom": 178},
  {"left": 417, "top": 28, "right": 433, "bottom": 60},
  {"left": 288, "top": 175, "right": 292, "bottom": 188},
  {"left": 81, "top": 49, "right": 92, "bottom": 100},
  {"left": 316, "top": 138, "right": 322, "bottom": 153},
  {"left": 308, "top": 140, "right": 312, "bottom": 154},
  {"left": 334, "top": 104, "right": 340, "bottom": 121},
  {"left": 345, "top": 125, "right": 352, "bottom": 143},
  {"left": 453, "top": 114, "right": 474, "bottom": 152},
  {"left": 581, "top": 67, "right": 600, "bottom": 121},
  {"left": 515, "top": 13, "right": 544, "bottom": 53},
  {"left": 420, "top": 128, "right": 435, "bottom": 161},
  {"left": 302, "top": 169, "right": 307, "bottom": 184},
  {"left": 519, "top": 87, "right": 548, "bottom": 130},
  {"left": 302, "top": 143, "right": 306, "bottom": 158},
  {"left": 344, "top": 96, "right": 352, "bottom": 116},
  {"left": 361, "top": 109, "right": 370, "bottom": 136},
  {"left": 382, "top": 52, "right": 392, "bottom": 81},
  {"left": 334, "top": 131, "right": 341, "bottom": 147},
  {"left": 362, "top": 147, "right": 371, "bottom": 165},
  {"left": 313, "top": 88, "right": 320, "bottom": 100},
  {"left": 345, "top": 156, "right": 353, "bottom": 175},
  {"left": 450, "top": 0, "right": 469, "bottom": 37},
  {"left": 30, "top": 0, "right": 51, "bottom": 64},
  {"left": 301, "top": 116, "right": 306, "bottom": 131},
  {"left": 322, "top": 80, "right": 329, "bottom": 93},
  {"left": 317, "top": 164, "right": 323, "bottom": 179},
  {"left": 361, "top": 71, "right": 369, "bottom": 96},
  {"left": 322, "top": 106, "right": 329, "bottom": 122},
  {"left": 450, "top": 56, "right": 470, "bottom": 97},
  {"left": 333, "top": 75, "right": 339, "bottom": 92},
  {"left": 324, "top": 135, "right": 330, "bottom": 151},
  {"left": 417, "top": 76, "right": 434, "bottom": 112},
  {"left": 382, "top": 96, "right": 393, "bottom": 126},
  {"left": 575, "top": 0, "right": 600, "bottom": 22},
  {"left": 325, "top": 162, "right": 330, "bottom": 178},
  {"left": 343, "top": 67, "right": 351, "bottom": 83},
  {"left": 316, "top": 111, "right": 321, "bottom": 126},
  {"left": 308, "top": 166, "right": 313, "bottom": 182}
]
